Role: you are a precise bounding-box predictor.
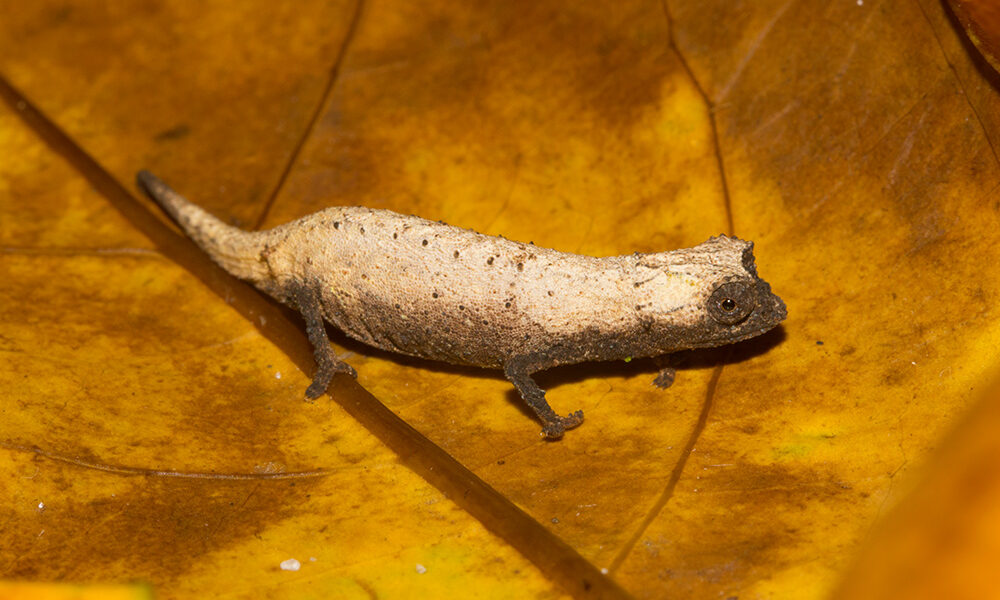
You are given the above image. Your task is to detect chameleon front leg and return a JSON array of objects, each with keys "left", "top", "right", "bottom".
[
  {"left": 652, "top": 366, "right": 676, "bottom": 389},
  {"left": 292, "top": 284, "right": 358, "bottom": 400},
  {"left": 504, "top": 356, "right": 583, "bottom": 439},
  {"left": 651, "top": 354, "right": 680, "bottom": 389}
]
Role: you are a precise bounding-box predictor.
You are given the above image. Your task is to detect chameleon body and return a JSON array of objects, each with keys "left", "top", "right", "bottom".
[{"left": 137, "top": 171, "right": 786, "bottom": 438}]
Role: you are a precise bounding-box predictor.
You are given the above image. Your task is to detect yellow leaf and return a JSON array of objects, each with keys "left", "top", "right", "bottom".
[
  {"left": 2, "top": 0, "right": 1000, "bottom": 598},
  {"left": 0, "top": 582, "right": 152, "bottom": 600}
]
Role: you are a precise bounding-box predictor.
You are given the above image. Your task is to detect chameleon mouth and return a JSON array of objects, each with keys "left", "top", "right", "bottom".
[{"left": 698, "top": 324, "right": 780, "bottom": 347}]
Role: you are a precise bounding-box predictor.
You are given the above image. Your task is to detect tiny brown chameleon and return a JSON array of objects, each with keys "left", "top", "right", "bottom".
[{"left": 137, "top": 171, "right": 786, "bottom": 438}]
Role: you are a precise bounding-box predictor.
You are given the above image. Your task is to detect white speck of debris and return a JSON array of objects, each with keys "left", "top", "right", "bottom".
[
  {"left": 416, "top": 564, "right": 427, "bottom": 574},
  {"left": 601, "top": 568, "right": 609, "bottom": 575},
  {"left": 857, "top": 0, "right": 863, "bottom": 5},
  {"left": 309, "top": 557, "right": 317, "bottom": 562},
  {"left": 911, "top": 361, "right": 917, "bottom": 365},
  {"left": 37, "top": 502, "right": 45, "bottom": 510},
  {"left": 275, "top": 371, "right": 282, "bottom": 379},
  {"left": 280, "top": 558, "right": 301, "bottom": 571},
  {"left": 259, "top": 315, "right": 267, "bottom": 326}
]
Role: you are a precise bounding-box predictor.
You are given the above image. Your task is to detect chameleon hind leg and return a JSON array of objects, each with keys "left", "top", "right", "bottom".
[
  {"left": 292, "top": 284, "right": 357, "bottom": 400},
  {"left": 504, "top": 356, "right": 583, "bottom": 439}
]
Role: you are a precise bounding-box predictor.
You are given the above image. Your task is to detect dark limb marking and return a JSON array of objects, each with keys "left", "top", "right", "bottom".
[
  {"left": 504, "top": 356, "right": 583, "bottom": 439},
  {"left": 293, "top": 284, "right": 357, "bottom": 400}
]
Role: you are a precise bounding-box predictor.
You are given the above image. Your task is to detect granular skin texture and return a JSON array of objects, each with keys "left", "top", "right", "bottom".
[{"left": 137, "top": 171, "right": 786, "bottom": 438}]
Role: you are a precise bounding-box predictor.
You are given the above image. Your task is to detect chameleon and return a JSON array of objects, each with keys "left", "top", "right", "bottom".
[{"left": 137, "top": 171, "right": 786, "bottom": 438}]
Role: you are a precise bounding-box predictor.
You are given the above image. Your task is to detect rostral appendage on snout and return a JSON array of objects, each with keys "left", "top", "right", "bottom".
[{"left": 137, "top": 170, "right": 787, "bottom": 439}]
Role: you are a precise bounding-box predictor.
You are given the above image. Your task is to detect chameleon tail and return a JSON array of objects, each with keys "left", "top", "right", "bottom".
[{"left": 136, "top": 170, "right": 270, "bottom": 284}]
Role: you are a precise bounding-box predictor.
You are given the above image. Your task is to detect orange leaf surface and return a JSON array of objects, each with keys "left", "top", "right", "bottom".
[{"left": 2, "top": 1, "right": 1000, "bottom": 598}]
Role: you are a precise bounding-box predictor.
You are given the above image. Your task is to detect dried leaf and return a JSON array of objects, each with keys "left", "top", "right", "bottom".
[
  {"left": 2, "top": 1, "right": 1000, "bottom": 598},
  {"left": 833, "top": 376, "right": 1000, "bottom": 600},
  {"left": 947, "top": 0, "right": 1000, "bottom": 72}
]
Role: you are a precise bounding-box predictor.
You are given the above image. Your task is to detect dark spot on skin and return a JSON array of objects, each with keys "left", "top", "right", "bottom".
[
  {"left": 635, "top": 305, "right": 643, "bottom": 310},
  {"left": 432, "top": 292, "right": 439, "bottom": 298},
  {"left": 394, "top": 304, "right": 401, "bottom": 310},
  {"left": 816, "top": 340, "right": 824, "bottom": 345},
  {"left": 360, "top": 227, "right": 365, "bottom": 234},
  {"left": 634, "top": 282, "right": 641, "bottom": 288},
  {"left": 482, "top": 320, "right": 489, "bottom": 325},
  {"left": 393, "top": 232, "right": 398, "bottom": 239},
  {"left": 454, "top": 250, "right": 460, "bottom": 258},
  {"left": 548, "top": 291, "right": 554, "bottom": 296},
  {"left": 487, "top": 257, "right": 494, "bottom": 265},
  {"left": 505, "top": 302, "right": 511, "bottom": 308},
  {"left": 459, "top": 305, "right": 465, "bottom": 311},
  {"left": 517, "top": 263, "right": 524, "bottom": 271},
  {"left": 333, "top": 221, "right": 340, "bottom": 229},
  {"left": 422, "top": 239, "right": 428, "bottom": 246}
]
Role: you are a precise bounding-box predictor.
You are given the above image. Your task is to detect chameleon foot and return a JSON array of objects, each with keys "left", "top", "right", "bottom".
[
  {"left": 652, "top": 366, "right": 676, "bottom": 389},
  {"left": 304, "top": 362, "right": 358, "bottom": 400},
  {"left": 541, "top": 410, "right": 584, "bottom": 439}
]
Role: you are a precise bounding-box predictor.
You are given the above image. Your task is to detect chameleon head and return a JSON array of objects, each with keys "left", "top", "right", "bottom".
[
  {"left": 638, "top": 235, "right": 787, "bottom": 350},
  {"left": 687, "top": 236, "right": 786, "bottom": 347}
]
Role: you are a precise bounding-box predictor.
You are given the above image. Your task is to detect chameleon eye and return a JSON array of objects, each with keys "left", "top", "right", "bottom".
[{"left": 708, "top": 281, "right": 755, "bottom": 325}]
